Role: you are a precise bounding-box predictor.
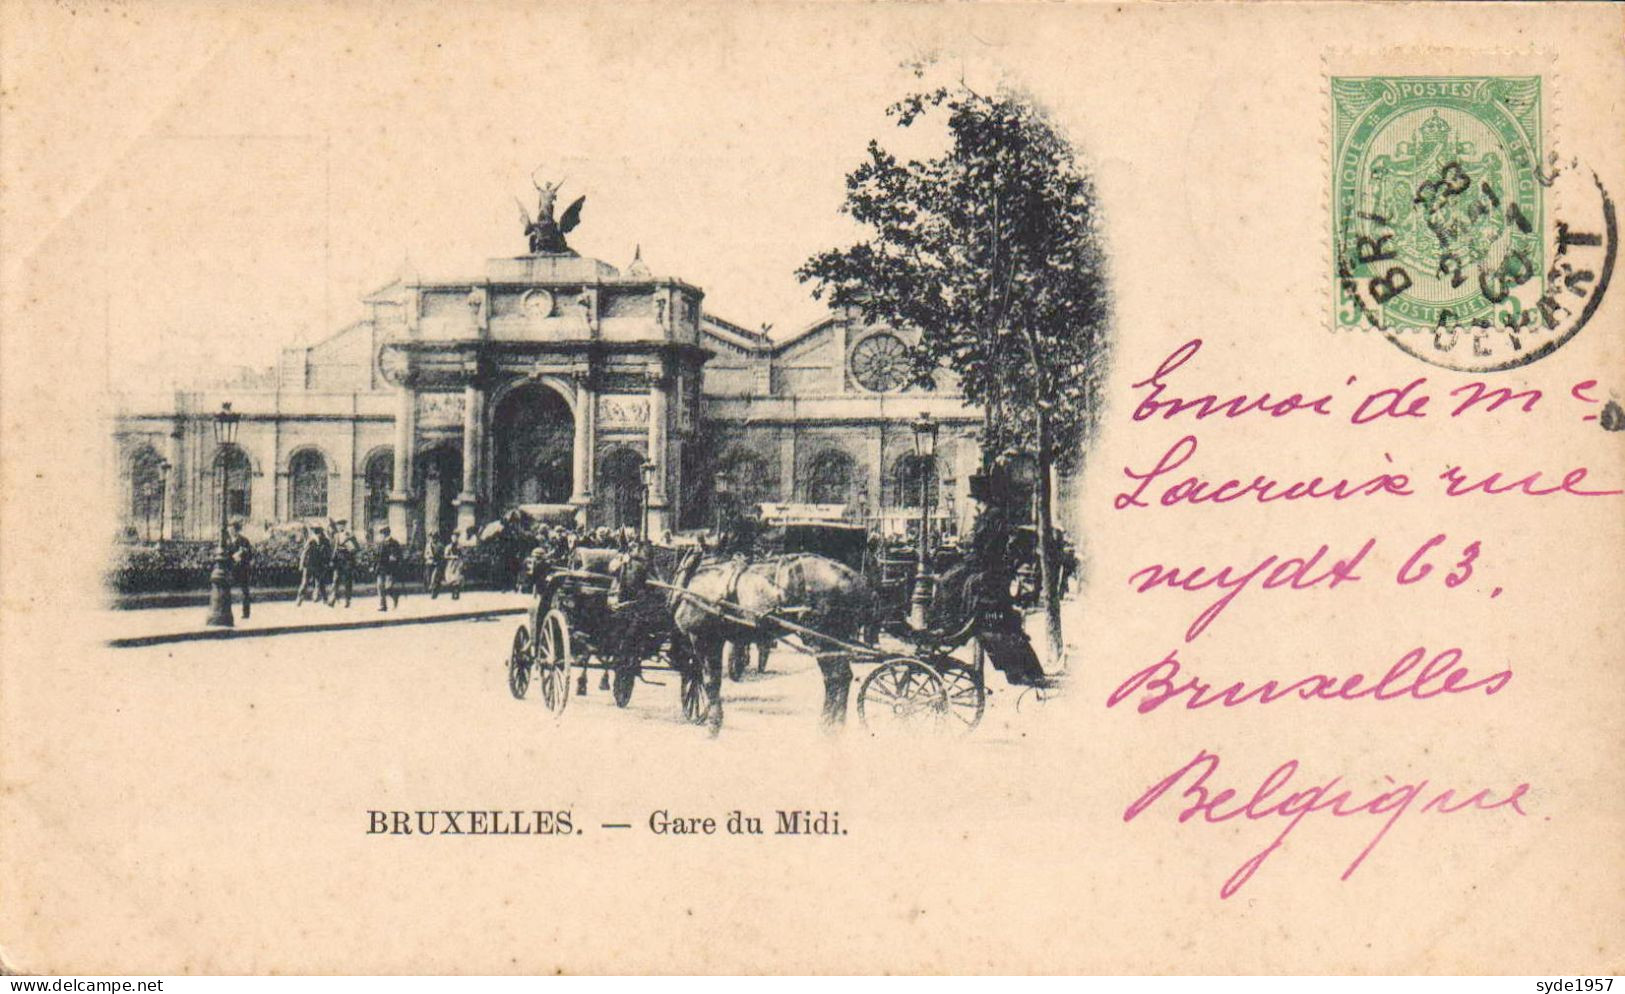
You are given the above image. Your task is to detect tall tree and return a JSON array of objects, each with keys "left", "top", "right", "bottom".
[{"left": 799, "top": 82, "right": 1110, "bottom": 666}]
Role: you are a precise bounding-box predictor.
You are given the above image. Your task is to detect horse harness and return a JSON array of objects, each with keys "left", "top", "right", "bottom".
[{"left": 673, "top": 553, "right": 810, "bottom": 623}]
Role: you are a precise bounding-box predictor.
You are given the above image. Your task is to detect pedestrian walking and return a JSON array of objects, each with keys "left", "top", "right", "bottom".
[
  {"left": 424, "top": 532, "right": 446, "bottom": 599},
  {"left": 226, "top": 520, "right": 254, "bottom": 620},
  {"left": 296, "top": 526, "right": 332, "bottom": 606},
  {"left": 442, "top": 527, "right": 472, "bottom": 600},
  {"left": 376, "top": 526, "right": 404, "bottom": 611},
  {"left": 329, "top": 521, "right": 359, "bottom": 607}
]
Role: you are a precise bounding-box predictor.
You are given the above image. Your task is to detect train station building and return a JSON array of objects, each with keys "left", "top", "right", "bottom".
[{"left": 109, "top": 239, "right": 995, "bottom": 549}]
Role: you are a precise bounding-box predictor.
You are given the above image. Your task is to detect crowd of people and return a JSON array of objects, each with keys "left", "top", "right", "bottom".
[
  {"left": 210, "top": 480, "right": 1074, "bottom": 681},
  {"left": 287, "top": 519, "right": 412, "bottom": 612},
  {"left": 216, "top": 513, "right": 659, "bottom": 621}
]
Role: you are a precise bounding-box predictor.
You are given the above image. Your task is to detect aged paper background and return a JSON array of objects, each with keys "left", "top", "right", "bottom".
[{"left": 2, "top": 0, "right": 1622, "bottom": 975}]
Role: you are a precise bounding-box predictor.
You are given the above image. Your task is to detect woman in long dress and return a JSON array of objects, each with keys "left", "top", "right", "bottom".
[{"left": 442, "top": 530, "right": 468, "bottom": 601}]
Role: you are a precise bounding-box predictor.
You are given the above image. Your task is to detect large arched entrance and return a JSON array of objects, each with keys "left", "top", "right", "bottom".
[{"left": 491, "top": 383, "right": 574, "bottom": 515}]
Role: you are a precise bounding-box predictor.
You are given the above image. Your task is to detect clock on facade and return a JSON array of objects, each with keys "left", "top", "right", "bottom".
[
  {"left": 521, "top": 288, "right": 555, "bottom": 321},
  {"left": 849, "top": 332, "right": 911, "bottom": 393}
]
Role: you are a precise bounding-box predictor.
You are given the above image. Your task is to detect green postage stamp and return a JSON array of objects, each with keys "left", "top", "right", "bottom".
[{"left": 1332, "top": 75, "right": 1542, "bottom": 335}]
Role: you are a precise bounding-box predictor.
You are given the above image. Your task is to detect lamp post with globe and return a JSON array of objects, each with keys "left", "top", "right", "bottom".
[
  {"left": 907, "top": 412, "right": 938, "bottom": 630},
  {"left": 205, "top": 402, "right": 241, "bottom": 628}
]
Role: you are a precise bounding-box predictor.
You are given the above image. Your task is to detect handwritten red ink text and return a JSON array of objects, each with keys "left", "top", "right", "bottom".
[
  {"left": 1124, "top": 749, "right": 1530, "bottom": 899},
  {"left": 1115, "top": 436, "right": 1413, "bottom": 509},
  {"left": 1130, "top": 340, "right": 1336, "bottom": 422},
  {"left": 1107, "top": 646, "right": 1513, "bottom": 714},
  {"left": 1128, "top": 538, "right": 1374, "bottom": 641}
]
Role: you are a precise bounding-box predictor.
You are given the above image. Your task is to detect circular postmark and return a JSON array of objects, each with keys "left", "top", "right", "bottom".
[
  {"left": 1378, "top": 163, "right": 1616, "bottom": 372},
  {"left": 1331, "top": 76, "right": 1617, "bottom": 371}
]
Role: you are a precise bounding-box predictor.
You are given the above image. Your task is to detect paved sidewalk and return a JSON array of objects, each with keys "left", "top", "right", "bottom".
[{"left": 104, "top": 589, "right": 528, "bottom": 648}]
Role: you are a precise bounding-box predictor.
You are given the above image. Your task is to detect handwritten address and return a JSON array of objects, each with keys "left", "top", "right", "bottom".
[{"left": 1108, "top": 340, "right": 1618, "bottom": 898}]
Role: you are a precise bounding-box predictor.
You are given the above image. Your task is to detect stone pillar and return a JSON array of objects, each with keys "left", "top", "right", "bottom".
[
  {"left": 582, "top": 383, "right": 596, "bottom": 507},
  {"left": 645, "top": 369, "right": 670, "bottom": 539},
  {"left": 569, "top": 375, "right": 596, "bottom": 514},
  {"left": 456, "top": 383, "right": 482, "bottom": 533},
  {"left": 167, "top": 422, "right": 186, "bottom": 541},
  {"left": 387, "top": 381, "right": 416, "bottom": 539},
  {"left": 424, "top": 466, "right": 443, "bottom": 542}
]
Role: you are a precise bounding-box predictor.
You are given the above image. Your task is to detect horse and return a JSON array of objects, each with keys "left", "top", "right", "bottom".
[{"left": 668, "top": 553, "right": 874, "bottom": 735}]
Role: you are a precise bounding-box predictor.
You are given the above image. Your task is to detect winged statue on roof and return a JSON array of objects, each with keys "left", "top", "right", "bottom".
[{"left": 516, "top": 167, "right": 586, "bottom": 254}]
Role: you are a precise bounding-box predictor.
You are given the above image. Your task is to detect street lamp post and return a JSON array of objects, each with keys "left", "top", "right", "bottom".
[
  {"left": 205, "top": 402, "right": 241, "bottom": 627},
  {"left": 639, "top": 458, "right": 658, "bottom": 542},
  {"left": 907, "top": 412, "right": 938, "bottom": 630}
]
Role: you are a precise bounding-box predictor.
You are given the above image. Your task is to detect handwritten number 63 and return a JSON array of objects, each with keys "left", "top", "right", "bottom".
[{"left": 1397, "top": 534, "right": 1481, "bottom": 588}]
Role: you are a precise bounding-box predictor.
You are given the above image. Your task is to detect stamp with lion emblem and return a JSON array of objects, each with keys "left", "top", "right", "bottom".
[{"left": 1332, "top": 77, "right": 1544, "bottom": 341}]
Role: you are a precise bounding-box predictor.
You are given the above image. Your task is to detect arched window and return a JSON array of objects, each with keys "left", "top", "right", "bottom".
[
  {"left": 129, "top": 446, "right": 167, "bottom": 541},
  {"left": 599, "top": 446, "right": 647, "bottom": 531},
  {"left": 363, "top": 449, "right": 394, "bottom": 538},
  {"left": 804, "top": 448, "right": 856, "bottom": 505},
  {"left": 890, "top": 453, "right": 939, "bottom": 509},
  {"left": 289, "top": 449, "right": 329, "bottom": 520},
  {"left": 215, "top": 446, "right": 252, "bottom": 524},
  {"left": 718, "top": 448, "right": 774, "bottom": 507}
]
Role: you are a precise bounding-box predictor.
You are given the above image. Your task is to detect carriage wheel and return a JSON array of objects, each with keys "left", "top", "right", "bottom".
[
  {"left": 936, "top": 662, "right": 986, "bottom": 733},
  {"left": 611, "top": 661, "right": 637, "bottom": 708},
  {"left": 679, "top": 667, "right": 710, "bottom": 725},
  {"left": 535, "top": 609, "right": 574, "bottom": 717},
  {"left": 508, "top": 626, "right": 532, "bottom": 700},
  {"left": 856, "top": 658, "right": 948, "bottom": 734}
]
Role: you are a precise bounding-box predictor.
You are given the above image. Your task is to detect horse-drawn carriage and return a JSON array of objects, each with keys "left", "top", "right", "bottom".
[
  {"left": 507, "top": 545, "right": 715, "bottom": 724},
  {"left": 504, "top": 533, "right": 1044, "bottom": 736}
]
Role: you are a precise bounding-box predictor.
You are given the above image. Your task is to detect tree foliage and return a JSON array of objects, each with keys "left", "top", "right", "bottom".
[{"left": 798, "top": 83, "right": 1110, "bottom": 472}]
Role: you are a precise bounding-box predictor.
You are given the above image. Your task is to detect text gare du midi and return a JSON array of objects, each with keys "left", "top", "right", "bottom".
[{"left": 365, "top": 809, "right": 845, "bottom": 836}]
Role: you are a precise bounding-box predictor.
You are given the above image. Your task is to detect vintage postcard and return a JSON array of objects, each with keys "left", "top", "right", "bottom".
[{"left": 1, "top": 0, "right": 1621, "bottom": 976}]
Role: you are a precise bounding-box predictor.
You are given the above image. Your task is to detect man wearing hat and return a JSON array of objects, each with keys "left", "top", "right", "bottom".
[
  {"left": 597, "top": 537, "right": 662, "bottom": 693},
  {"left": 328, "top": 520, "right": 360, "bottom": 608},
  {"left": 375, "top": 526, "right": 404, "bottom": 611},
  {"left": 924, "top": 472, "right": 1005, "bottom": 631},
  {"left": 226, "top": 520, "right": 255, "bottom": 619},
  {"left": 296, "top": 525, "right": 332, "bottom": 606},
  {"left": 423, "top": 530, "right": 447, "bottom": 599},
  {"left": 939, "top": 468, "right": 1055, "bottom": 688},
  {"left": 965, "top": 471, "right": 1015, "bottom": 584}
]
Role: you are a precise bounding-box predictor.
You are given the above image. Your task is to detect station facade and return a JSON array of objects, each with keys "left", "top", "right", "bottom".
[{"left": 110, "top": 244, "right": 990, "bottom": 549}]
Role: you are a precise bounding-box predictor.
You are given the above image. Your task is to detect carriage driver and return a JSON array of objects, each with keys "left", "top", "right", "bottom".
[
  {"left": 595, "top": 538, "right": 666, "bottom": 692},
  {"left": 950, "top": 470, "right": 1057, "bottom": 689},
  {"left": 927, "top": 471, "right": 1009, "bottom": 630},
  {"left": 608, "top": 538, "right": 656, "bottom": 613}
]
